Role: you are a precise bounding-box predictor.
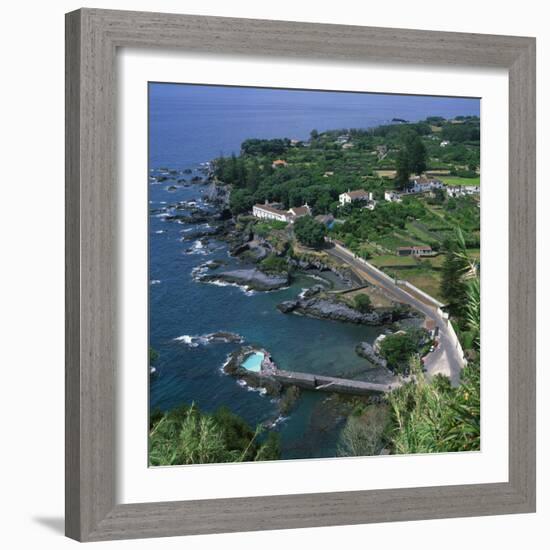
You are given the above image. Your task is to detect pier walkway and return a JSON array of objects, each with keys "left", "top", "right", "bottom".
[{"left": 273, "top": 369, "right": 401, "bottom": 396}]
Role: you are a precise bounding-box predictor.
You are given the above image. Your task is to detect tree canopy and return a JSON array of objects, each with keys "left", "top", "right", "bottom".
[{"left": 293, "top": 216, "right": 327, "bottom": 248}]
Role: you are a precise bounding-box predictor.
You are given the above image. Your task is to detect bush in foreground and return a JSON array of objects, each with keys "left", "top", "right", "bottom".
[{"left": 149, "top": 404, "right": 280, "bottom": 466}]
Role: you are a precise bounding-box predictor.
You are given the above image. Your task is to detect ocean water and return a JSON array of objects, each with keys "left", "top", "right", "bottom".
[{"left": 148, "top": 83, "right": 480, "bottom": 460}]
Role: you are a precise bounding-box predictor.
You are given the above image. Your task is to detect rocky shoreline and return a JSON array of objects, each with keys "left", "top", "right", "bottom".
[
  {"left": 200, "top": 268, "right": 290, "bottom": 292},
  {"left": 277, "top": 285, "right": 417, "bottom": 326},
  {"left": 355, "top": 341, "right": 388, "bottom": 368}
]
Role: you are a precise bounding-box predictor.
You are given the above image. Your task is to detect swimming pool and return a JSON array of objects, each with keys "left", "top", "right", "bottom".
[{"left": 241, "top": 351, "right": 264, "bottom": 372}]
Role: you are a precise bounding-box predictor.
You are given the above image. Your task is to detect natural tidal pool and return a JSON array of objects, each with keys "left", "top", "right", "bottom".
[{"left": 242, "top": 352, "right": 264, "bottom": 373}]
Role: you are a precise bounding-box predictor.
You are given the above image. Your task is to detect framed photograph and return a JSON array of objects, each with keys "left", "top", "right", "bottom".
[{"left": 65, "top": 8, "right": 536, "bottom": 542}]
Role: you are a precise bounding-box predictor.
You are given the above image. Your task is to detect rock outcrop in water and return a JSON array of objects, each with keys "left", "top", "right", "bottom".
[
  {"left": 278, "top": 287, "right": 416, "bottom": 325},
  {"left": 223, "top": 346, "right": 282, "bottom": 396},
  {"left": 355, "top": 342, "right": 388, "bottom": 368},
  {"left": 201, "top": 268, "right": 289, "bottom": 291}
]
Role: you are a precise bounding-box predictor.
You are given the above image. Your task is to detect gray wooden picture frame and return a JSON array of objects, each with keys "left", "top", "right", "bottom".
[{"left": 65, "top": 8, "right": 536, "bottom": 542}]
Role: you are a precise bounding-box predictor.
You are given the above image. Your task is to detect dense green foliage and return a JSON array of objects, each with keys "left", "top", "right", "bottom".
[
  {"left": 379, "top": 329, "right": 430, "bottom": 373},
  {"left": 388, "top": 360, "right": 480, "bottom": 453},
  {"left": 149, "top": 404, "right": 280, "bottom": 466},
  {"left": 293, "top": 216, "right": 327, "bottom": 248},
  {"left": 353, "top": 293, "right": 372, "bottom": 313},
  {"left": 260, "top": 254, "right": 289, "bottom": 274},
  {"left": 213, "top": 116, "right": 479, "bottom": 219},
  {"left": 338, "top": 404, "right": 390, "bottom": 457},
  {"left": 395, "top": 132, "right": 427, "bottom": 188}
]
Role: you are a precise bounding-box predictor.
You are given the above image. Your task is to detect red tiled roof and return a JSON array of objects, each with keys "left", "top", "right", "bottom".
[
  {"left": 289, "top": 206, "right": 310, "bottom": 216},
  {"left": 345, "top": 189, "right": 370, "bottom": 199}
]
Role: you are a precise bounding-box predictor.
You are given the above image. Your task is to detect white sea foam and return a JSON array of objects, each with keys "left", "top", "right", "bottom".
[
  {"left": 236, "top": 379, "right": 268, "bottom": 396},
  {"left": 305, "top": 273, "right": 330, "bottom": 284},
  {"left": 268, "top": 415, "right": 288, "bottom": 428},
  {"left": 185, "top": 240, "right": 210, "bottom": 256},
  {"left": 175, "top": 332, "right": 244, "bottom": 348},
  {"left": 200, "top": 278, "right": 256, "bottom": 296},
  {"left": 174, "top": 335, "right": 199, "bottom": 347},
  {"left": 220, "top": 354, "right": 232, "bottom": 374}
]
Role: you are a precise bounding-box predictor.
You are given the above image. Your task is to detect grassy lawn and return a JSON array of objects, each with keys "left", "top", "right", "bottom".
[
  {"left": 374, "top": 169, "right": 396, "bottom": 178},
  {"left": 369, "top": 254, "right": 418, "bottom": 268},
  {"left": 375, "top": 232, "right": 422, "bottom": 251},
  {"left": 440, "top": 176, "right": 480, "bottom": 186},
  {"left": 345, "top": 287, "right": 394, "bottom": 308},
  {"left": 384, "top": 266, "right": 444, "bottom": 301},
  {"left": 404, "top": 222, "right": 436, "bottom": 243}
]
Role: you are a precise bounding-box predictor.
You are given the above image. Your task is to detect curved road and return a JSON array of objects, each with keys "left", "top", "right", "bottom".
[{"left": 327, "top": 244, "right": 465, "bottom": 386}]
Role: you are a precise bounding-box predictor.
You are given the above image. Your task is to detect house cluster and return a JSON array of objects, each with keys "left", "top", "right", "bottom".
[
  {"left": 336, "top": 134, "right": 350, "bottom": 145},
  {"left": 396, "top": 245, "right": 435, "bottom": 257},
  {"left": 252, "top": 201, "right": 311, "bottom": 224},
  {"left": 384, "top": 190, "right": 402, "bottom": 203},
  {"left": 446, "top": 185, "right": 480, "bottom": 198},
  {"left": 338, "top": 189, "right": 376, "bottom": 210},
  {"left": 408, "top": 175, "right": 445, "bottom": 193}
]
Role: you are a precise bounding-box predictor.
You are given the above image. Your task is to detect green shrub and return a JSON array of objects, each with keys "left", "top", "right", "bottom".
[
  {"left": 260, "top": 254, "right": 288, "bottom": 274},
  {"left": 354, "top": 293, "right": 372, "bottom": 313},
  {"left": 149, "top": 404, "right": 281, "bottom": 466}
]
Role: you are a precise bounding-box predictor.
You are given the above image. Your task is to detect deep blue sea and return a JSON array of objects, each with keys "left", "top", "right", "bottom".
[{"left": 148, "top": 84, "right": 480, "bottom": 460}]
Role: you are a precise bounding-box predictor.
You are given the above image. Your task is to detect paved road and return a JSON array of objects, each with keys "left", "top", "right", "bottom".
[{"left": 326, "top": 244, "right": 464, "bottom": 385}]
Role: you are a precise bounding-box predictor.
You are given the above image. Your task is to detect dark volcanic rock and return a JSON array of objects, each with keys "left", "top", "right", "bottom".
[
  {"left": 201, "top": 268, "right": 289, "bottom": 291},
  {"left": 355, "top": 342, "right": 388, "bottom": 368},
  {"left": 277, "top": 294, "right": 399, "bottom": 325},
  {"left": 277, "top": 301, "right": 298, "bottom": 314}
]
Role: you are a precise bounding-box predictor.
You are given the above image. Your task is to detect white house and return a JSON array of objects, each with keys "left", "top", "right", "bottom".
[
  {"left": 408, "top": 175, "right": 444, "bottom": 193},
  {"left": 287, "top": 204, "right": 312, "bottom": 222},
  {"left": 384, "top": 190, "right": 402, "bottom": 203},
  {"left": 252, "top": 202, "right": 289, "bottom": 222},
  {"left": 271, "top": 159, "right": 288, "bottom": 169},
  {"left": 339, "top": 189, "right": 372, "bottom": 206},
  {"left": 252, "top": 202, "right": 311, "bottom": 224},
  {"left": 440, "top": 140, "right": 450, "bottom": 147},
  {"left": 396, "top": 245, "right": 434, "bottom": 257},
  {"left": 445, "top": 185, "right": 479, "bottom": 198}
]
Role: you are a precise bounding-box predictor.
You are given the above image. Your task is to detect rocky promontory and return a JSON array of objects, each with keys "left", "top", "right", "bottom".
[
  {"left": 355, "top": 341, "right": 388, "bottom": 368},
  {"left": 200, "top": 268, "right": 289, "bottom": 291},
  {"left": 223, "top": 346, "right": 282, "bottom": 396},
  {"left": 277, "top": 287, "right": 416, "bottom": 325}
]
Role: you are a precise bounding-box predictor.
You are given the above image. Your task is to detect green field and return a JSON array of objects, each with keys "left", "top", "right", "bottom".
[
  {"left": 369, "top": 254, "right": 419, "bottom": 268},
  {"left": 440, "top": 176, "right": 480, "bottom": 186},
  {"left": 383, "top": 266, "right": 444, "bottom": 301}
]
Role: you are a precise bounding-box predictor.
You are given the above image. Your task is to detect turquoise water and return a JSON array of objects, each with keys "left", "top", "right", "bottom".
[{"left": 242, "top": 352, "right": 264, "bottom": 373}]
